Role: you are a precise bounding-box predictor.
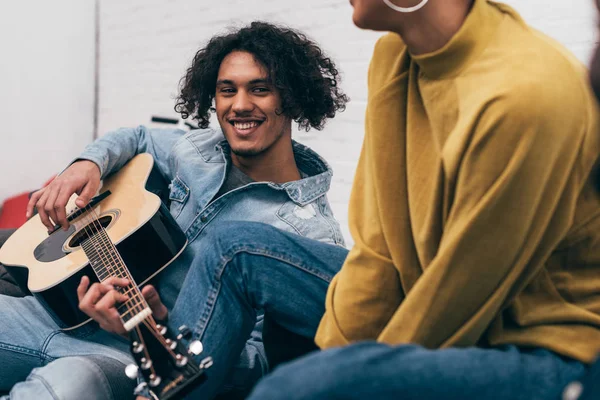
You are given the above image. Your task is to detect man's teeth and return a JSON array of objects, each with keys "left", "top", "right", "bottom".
[{"left": 234, "top": 121, "right": 259, "bottom": 130}]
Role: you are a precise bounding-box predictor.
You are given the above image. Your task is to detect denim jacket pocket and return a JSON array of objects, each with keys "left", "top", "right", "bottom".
[{"left": 169, "top": 176, "right": 190, "bottom": 219}]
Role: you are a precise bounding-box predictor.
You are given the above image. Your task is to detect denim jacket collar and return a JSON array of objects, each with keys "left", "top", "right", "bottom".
[{"left": 213, "top": 137, "right": 333, "bottom": 207}]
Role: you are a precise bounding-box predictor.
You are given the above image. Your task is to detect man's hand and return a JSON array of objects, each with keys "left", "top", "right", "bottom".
[
  {"left": 77, "top": 276, "right": 168, "bottom": 336},
  {"left": 27, "top": 160, "right": 101, "bottom": 232},
  {"left": 78, "top": 276, "right": 130, "bottom": 335}
]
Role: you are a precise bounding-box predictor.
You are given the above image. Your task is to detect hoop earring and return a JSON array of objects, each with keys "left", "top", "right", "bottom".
[{"left": 383, "top": 0, "right": 429, "bottom": 13}]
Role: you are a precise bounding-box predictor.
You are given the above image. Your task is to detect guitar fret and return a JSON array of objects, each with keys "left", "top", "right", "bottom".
[
  {"left": 80, "top": 227, "right": 150, "bottom": 330},
  {"left": 118, "top": 302, "right": 148, "bottom": 318}
]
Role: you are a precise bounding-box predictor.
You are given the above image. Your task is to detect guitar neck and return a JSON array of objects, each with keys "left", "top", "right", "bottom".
[{"left": 81, "top": 227, "right": 151, "bottom": 331}]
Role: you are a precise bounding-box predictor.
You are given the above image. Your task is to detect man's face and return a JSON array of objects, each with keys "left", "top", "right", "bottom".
[
  {"left": 215, "top": 51, "right": 291, "bottom": 158},
  {"left": 591, "top": 0, "right": 600, "bottom": 103}
]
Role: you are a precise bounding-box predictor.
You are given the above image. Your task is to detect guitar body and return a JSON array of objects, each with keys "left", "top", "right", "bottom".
[{"left": 0, "top": 153, "right": 187, "bottom": 330}]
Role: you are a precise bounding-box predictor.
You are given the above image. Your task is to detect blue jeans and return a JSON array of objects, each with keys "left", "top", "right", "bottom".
[
  {"left": 170, "top": 222, "right": 587, "bottom": 400},
  {"left": 0, "top": 223, "right": 329, "bottom": 399},
  {"left": 0, "top": 295, "right": 134, "bottom": 400},
  {"left": 248, "top": 343, "right": 587, "bottom": 400},
  {"left": 168, "top": 221, "right": 348, "bottom": 398}
]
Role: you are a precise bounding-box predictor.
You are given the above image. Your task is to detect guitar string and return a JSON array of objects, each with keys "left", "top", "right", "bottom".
[
  {"left": 83, "top": 207, "right": 175, "bottom": 352},
  {"left": 77, "top": 201, "right": 147, "bottom": 322},
  {"left": 92, "top": 216, "right": 149, "bottom": 313},
  {"left": 92, "top": 218, "right": 152, "bottom": 319},
  {"left": 133, "top": 324, "right": 159, "bottom": 380},
  {"left": 79, "top": 208, "right": 133, "bottom": 304},
  {"left": 82, "top": 207, "right": 182, "bottom": 365},
  {"left": 139, "top": 317, "right": 189, "bottom": 364},
  {"left": 86, "top": 207, "right": 148, "bottom": 318},
  {"left": 86, "top": 205, "right": 177, "bottom": 353},
  {"left": 74, "top": 198, "right": 185, "bottom": 360}
]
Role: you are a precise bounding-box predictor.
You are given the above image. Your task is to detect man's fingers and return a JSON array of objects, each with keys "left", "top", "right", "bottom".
[
  {"left": 78, "top": 280, "right": 128, "bottom": 335},
  {"left": 79, "top": 282, "right": 108, "bottom": 314},
  {"left": 76, "top": 181, "right": 98, "bottom": 208},
  {"left": 142, "top": 285, "right": 168, "bottom": 321},
  {"left": 44, "top": 187, "right": 61, "bottom": 231},
  {"left": 142, "top": 285, "right": 158, "bottom": 302},
  {"left": 35, "top": 189, "right": 53, "bottom": 230},
  {"left": 53, "top": 186, "right": 71, "bottom": 230},
  {"left": 95, "top": 289, "right": 128, "bottom": 312},
  {"left": 105, "top": 308, "right": 127, "bottom": 335},
  {"left": 26, "top": 189, "right": 44, "bottom": 219},
  {"left": 94, "top": 290, "right": 128, "bottom": 334},
  {"left": 77, "top": 276, "right": 91, "bottom": 303},
  {"left": 103, "top": 277, "right": 130, "bottom": 288}
]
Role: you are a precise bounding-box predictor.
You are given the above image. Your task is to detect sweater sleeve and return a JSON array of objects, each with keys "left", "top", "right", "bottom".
[
  {"left": 376, "top": 83, "right": 590, "bottom": 348},
  {"left": 315, "top": 131, "right": 405, "bottom": 347},
  {"left": 315, "top": 34, "right": 412, "bottom": 348}
]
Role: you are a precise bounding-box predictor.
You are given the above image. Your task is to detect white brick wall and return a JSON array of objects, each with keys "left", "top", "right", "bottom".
[
  {"left": 0, "top": 0, "right": 95, "bottom": 204},
  {"left": 97, "top": 0, "right": 598, "bottom": 245}
]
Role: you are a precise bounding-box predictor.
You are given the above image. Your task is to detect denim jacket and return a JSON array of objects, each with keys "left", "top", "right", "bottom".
[{"left": 77, "top": 126, "right": 345, "bottom": 307}]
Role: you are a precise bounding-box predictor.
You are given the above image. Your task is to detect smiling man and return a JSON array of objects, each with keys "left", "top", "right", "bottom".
[
  {"left": 0, "top": 21, "right": 348, "bottom": 400},
  {"left": 213, "top": 51, "right": 302, "bottom": 183}
]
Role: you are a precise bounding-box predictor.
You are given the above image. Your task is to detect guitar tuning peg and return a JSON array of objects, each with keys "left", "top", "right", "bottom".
[
  {"left": 134, "top": 382, "right": 148, "bottom": 395},
  {"left": 188, "top": 340, "right": 203, "bottom": 355},
  {"left": 140, "top": 357, "right": 153, "bottom": 370},
  {"left": 155, "top": 324, "right": 167, "bottom": 336},
  {"left": 200, "top": 356, "right": 214, "bottom": 369},
  {"left": 125, "top": 364, "right": 139, "bottom": 379},
  {"left": 149, "top": 374, "right": 162, "bottom": 388},
  {"left": 177, "top": 325, "right": 192, "bottom": 340},
  {"left": 175, "top": 354, "right": 188, "bottom": 367},
  {"left": 132, "top": 342, "right": 144, "bottom": 354}
]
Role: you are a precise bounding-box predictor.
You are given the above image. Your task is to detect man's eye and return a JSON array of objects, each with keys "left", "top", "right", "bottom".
[
  {"left": 252, "top": 87, "right": 269, "bottom": 93},
  {"left": 220, "top": 88, "right": 235, "bottom": 93}
]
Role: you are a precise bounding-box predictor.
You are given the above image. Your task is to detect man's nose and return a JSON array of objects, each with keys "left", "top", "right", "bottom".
[{"left": 232, "top": 92, "right": 254, "bottom": 113}]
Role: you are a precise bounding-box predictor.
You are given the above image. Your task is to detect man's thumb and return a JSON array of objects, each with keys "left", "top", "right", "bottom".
[
  {"left": 143, "top": 285, "right": 168, "bottom": 321},
  {"left": 76, "top": 182, "right": 97, "bottom": 207}
]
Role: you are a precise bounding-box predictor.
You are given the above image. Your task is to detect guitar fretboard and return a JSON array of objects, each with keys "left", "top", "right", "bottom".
[{"left": 80, "top": 222, "right": 151, "bottom": 331}]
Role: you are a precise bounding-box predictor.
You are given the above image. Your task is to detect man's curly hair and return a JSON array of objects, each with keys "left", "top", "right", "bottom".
[{"left": 175, "top": 21, "right": 349, "bottom": 131}]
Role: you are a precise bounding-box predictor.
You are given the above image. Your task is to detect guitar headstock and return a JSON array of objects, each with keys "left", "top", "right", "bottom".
[{"left": 126, "top": 323, "right": 213, "bottom": 400}]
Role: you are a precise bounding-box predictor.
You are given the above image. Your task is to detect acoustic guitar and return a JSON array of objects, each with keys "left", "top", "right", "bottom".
[{"left": 0, "top": 153, "right": 212, "bottom": 399}]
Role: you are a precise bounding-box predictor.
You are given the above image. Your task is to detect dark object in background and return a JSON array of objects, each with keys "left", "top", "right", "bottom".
[
  {"left": 262, "top": 314, "right": 319, "bottom": 369},
  {"left": 0, "top": 229, "right": 28, "bottom": 297},
  {"left": 151, "top": 115, "right": 197, "bottom": 130}
]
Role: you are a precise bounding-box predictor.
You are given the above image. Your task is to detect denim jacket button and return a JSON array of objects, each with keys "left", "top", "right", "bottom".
[{"left": 200, "top": 215, "right": 208, "bottom": 223}]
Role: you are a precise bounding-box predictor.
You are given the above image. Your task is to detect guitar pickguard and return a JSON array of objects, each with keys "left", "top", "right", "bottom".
[
  {"left": 32, "top": 225, "right": 77, "bottom": 262},
  {"left": 32, "top": 209, "right": 120, "bottom": 263}
]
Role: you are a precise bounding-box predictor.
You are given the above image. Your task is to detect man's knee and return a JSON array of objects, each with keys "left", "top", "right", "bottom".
[
  {"left": 200, "top": 222, "right": 292, "bottom": 270},
  {"left": 20, "top": 357, "right": 130, "bottom": 400}
]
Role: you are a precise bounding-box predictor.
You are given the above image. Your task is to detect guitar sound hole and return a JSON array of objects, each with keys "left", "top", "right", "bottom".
[{"left": 68, "top": 216, "right": 114, "bottom": 248}]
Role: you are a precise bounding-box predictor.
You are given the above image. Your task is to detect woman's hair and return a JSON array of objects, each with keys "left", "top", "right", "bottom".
[{"left": 175, "top": 21, "right": 349, "bottom": 131}]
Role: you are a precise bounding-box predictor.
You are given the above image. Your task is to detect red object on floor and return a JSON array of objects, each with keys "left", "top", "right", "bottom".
[
  {"left": 0, "top": 176, "right": 56, "bottom": 229},
  {"left": 0, "top": 192, "right": 30, "bottom": 229}
]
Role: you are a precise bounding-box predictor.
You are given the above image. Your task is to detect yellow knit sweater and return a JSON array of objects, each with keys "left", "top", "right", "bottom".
[{"left": 315, "top": 0, "right": 600, "bottom": 364}]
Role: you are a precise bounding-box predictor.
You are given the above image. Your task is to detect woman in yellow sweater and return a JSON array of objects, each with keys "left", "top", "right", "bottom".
[
  {"left": 246, "top": 0, "right": 600, "bottom": 398},
  {"left": 122, "top": 0, "right": 600, "bottom": 398}
]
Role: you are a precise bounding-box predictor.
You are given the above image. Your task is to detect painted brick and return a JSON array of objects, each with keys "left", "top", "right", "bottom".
[{"left": 98, "top": 0, "right": 598, "bottom": 245}]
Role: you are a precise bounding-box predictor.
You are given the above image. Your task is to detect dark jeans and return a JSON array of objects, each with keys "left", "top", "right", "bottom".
[
  {"left": 169, "top": 221, "right": 588, "bottom": 400},
  {"left": 0, "top": 229, "right": 26, "bottom": 298},
  {"left": 168, "top": 221, "right": 348, "bottom": 398},
  {"left": 250, "top": 343, "right": 586, "bottom": 400}
]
